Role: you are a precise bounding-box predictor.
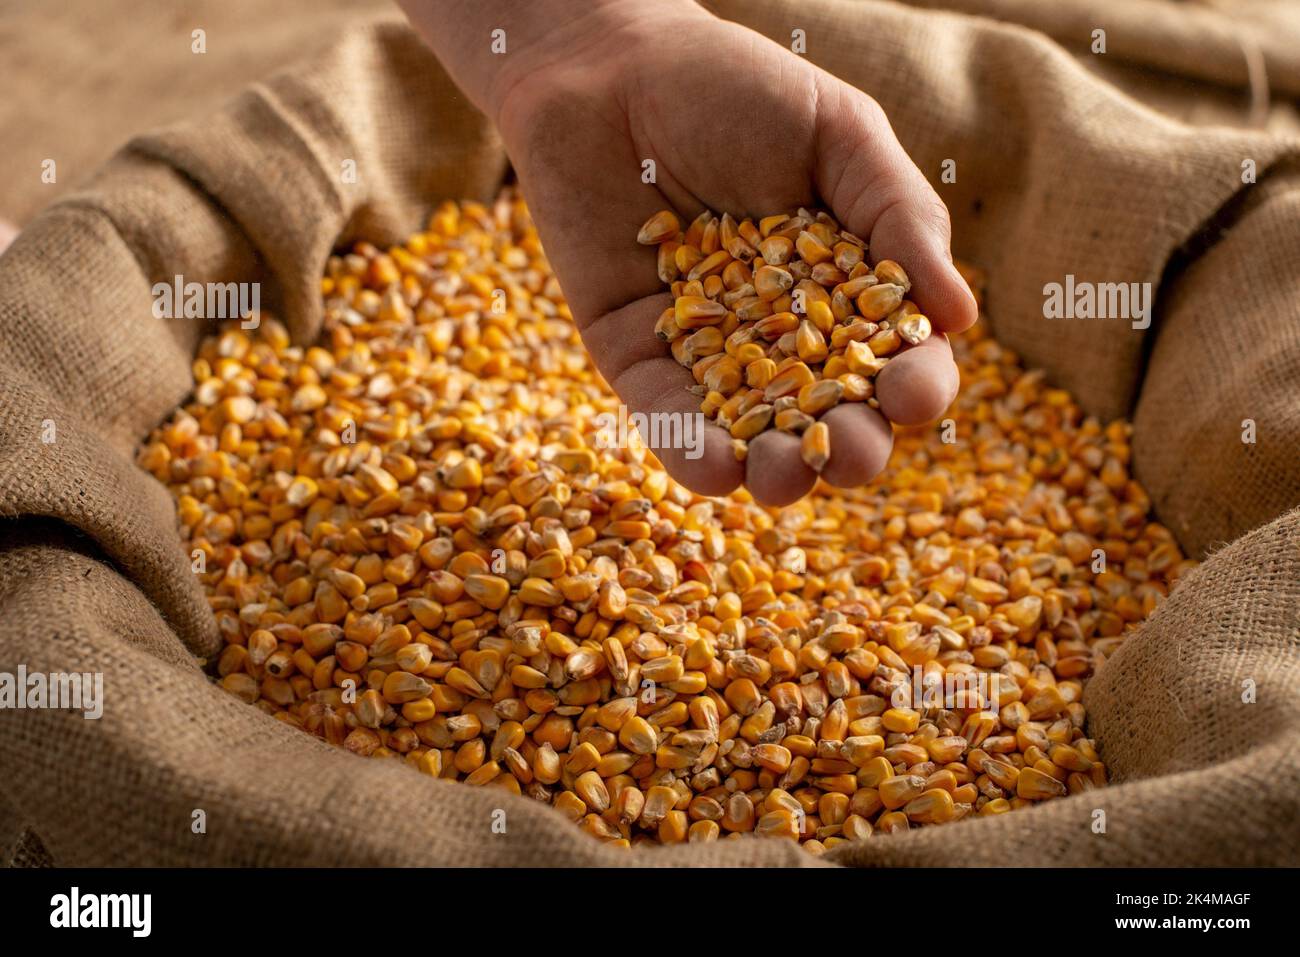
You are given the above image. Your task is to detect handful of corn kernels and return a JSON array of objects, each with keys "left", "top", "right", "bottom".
[{"left": 638, "top": 208, "right": 932, "bottom": 468}]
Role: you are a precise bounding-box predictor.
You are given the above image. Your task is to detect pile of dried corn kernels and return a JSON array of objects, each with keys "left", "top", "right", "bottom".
[
  {"left": 638, "top": 207, "right": 929, "bottom": 468},
  {"left": 139, "top": 190, "right": 1195, "bottom": 851}
]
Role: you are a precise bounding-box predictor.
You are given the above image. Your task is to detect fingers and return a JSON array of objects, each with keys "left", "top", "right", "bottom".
[
  {"left": 572, "top": 249, "right": 943, "bottom": 503},
  {"left": 575, "top": 279, "right": 921, "bottom": 503},
  {"left": 743, "top": 401, "right": 895, "bottom": 505},
  {"left": 583, "top": 295, "right": 744, "bottom": 497},
  {"left": 745, "top": 337, "right": 953, "bottom": 503},
  {"left": 818, "top": 402, "right": 894, "bottom": 488},
  {"left": 583, "top": 312, "right": 951, "bottom": 502},
  {"left": 615, "top": 355, "right": 744, "bottom": 497},
  {"left": 875, "top": 333, "right": 960, "bottom": 425},
  {"left": 746, "top": 431, "right": 816, "bottom": 506},
  {"left": 813, "top": 80, "right": 978, "bottom": 334},
  {"left": 870, "top": 201, "right": 978, "bottom": 335}
]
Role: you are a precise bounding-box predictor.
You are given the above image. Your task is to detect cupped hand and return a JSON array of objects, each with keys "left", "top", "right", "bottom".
[{"left": 405, "top": 0, "right": 978, "bottom": 504}]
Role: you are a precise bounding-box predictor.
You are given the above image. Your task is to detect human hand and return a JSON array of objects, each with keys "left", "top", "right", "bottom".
[{"left": 400, "top": 0, "right": 978, "bottom": 504}]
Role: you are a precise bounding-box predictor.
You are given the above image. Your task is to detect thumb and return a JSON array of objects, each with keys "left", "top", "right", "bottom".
[{"left": 813, "top": 80, "right": 977, "bottom": 333}]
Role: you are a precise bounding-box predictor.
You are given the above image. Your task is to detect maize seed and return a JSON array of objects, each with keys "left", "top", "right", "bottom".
[{"left": 637, "top": 210, "right": 681, "bottom": 245}]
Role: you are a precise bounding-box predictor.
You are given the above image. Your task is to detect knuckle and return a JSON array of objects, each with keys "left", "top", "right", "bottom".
[{"left": 921, "top": 189, "right": 953, "bottom": 243}]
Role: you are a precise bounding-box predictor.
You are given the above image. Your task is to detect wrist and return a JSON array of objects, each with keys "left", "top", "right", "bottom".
[
  {"left": 400, "top": 0, "right": 707, "bottom": 125},
  {"left": 488, "top": 0, "right": 708, "bottom": 124}
]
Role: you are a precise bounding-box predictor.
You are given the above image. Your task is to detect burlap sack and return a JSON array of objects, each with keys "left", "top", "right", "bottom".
[{"left": 1, "top": 0, "right": 1298, "bottom": 866}]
